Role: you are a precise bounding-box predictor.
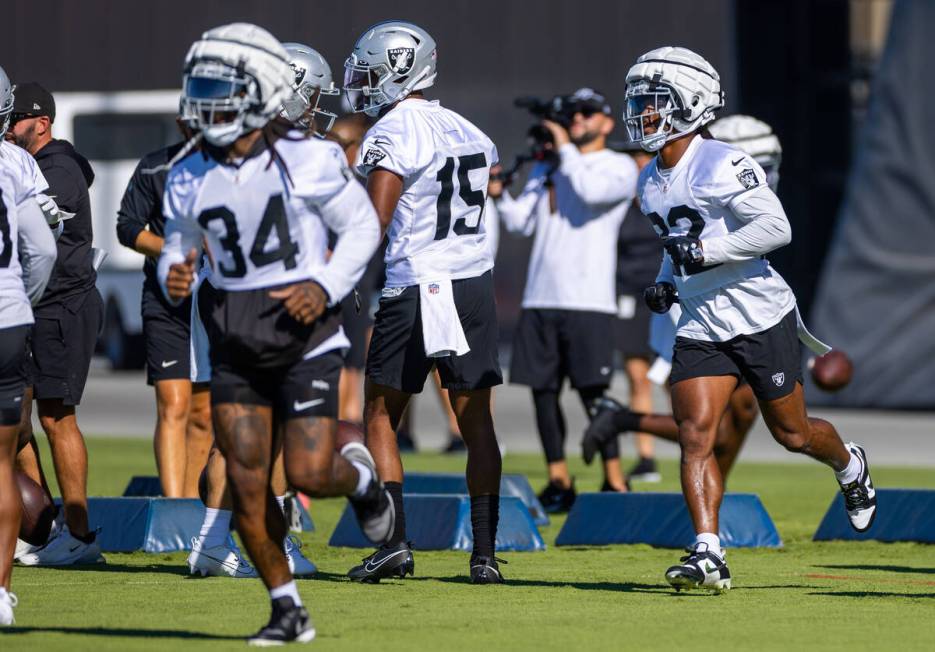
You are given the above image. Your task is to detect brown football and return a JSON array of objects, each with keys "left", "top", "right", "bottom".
[
  {"left": 17, "top": 471, "right": 56, "bottom": 546},
  {"left": 809, "top": 349, "right": 854, "bottom": 392},
  {"left": 335, "top": 420, "right": 366, "bottom": 452}
]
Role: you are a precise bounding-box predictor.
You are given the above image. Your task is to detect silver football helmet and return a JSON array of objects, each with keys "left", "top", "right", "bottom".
[
  {"left": 708, "top": 114, "right": 782, "bottom": 191},
  {"left": 181, "top": 23, "right": 294, "bottom": 147},
  {"left": 344, "top": 20, "right": 437, "bottom": 117},
  {"left": 624, "top": 46, "right": 724, "bottom": 152},
  {"left": 0, "top": 65, "right": 13, "bottom": 137},
  {"left": 281, "top": 42, "right": 339, "bottom": 135}
]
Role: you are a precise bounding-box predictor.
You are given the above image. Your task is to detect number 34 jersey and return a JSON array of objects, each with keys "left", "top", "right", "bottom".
[
  {"left": 161, "top": 135, "right": 367, "bottom": 299},
  {"left": 356, "top": 99, "right": 498, "bottom": 288},
  {"left": 638, "top": 135, "right": 796, "bottom": 342}
]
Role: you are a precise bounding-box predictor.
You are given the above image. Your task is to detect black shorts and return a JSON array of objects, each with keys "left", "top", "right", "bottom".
[
  {"left": 366, "top": 271, "right": 502, "bottom": 394},
  {"left": 142, "top": 286, "right": 192, "bottom": 386},
  {"left": 670, "top": 308, "right": 802, "bottom": 401},
  {"left": 0, "top": 324, "right": 29, "bottom": 425},
  {"left": 341, "top": 290, "right": 371, "bottom": 371},
  {"left": 510, "top": 308, "right": 615, "bottom": 392},
  {"left": 615, "top": 293, "right": 653, "bottom": 359},
  {"left": 32, "top": 289, "right": 103, "bottom": 406}
]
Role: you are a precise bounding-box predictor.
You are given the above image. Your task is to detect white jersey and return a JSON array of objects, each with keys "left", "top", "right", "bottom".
[
  {"left": 639, "top": 135, "right": 796, "bottom": 342},
  {"left": 356, "top": 99, "right": 498, "bottom": 287},
  {"left": 160, "top": 134, "right": 379, "bottom": 304},
  {"left": 0, "top": 140, "right": 49, "bottom": 203},
  {"left": 498, "top": 147, "right": 638, "bottom": 313},
  {"left": 0, "top": 171, "right": 31, "bottom": 328}
]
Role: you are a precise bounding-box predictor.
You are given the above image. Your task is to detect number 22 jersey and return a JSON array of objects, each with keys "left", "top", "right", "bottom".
[
  {"left": 356, "top": 99, "right": 498, "bottom": 288},
  {"left": 638, "top": 135, "right": 796, "bottom": 342}
]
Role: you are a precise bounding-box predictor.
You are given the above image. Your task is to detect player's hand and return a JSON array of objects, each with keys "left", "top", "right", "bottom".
[
  {"left": 644, "top": 282, "right": 678, "bottom": 314},
  {"left": 542, "top": 119, "right": 571, "bottom": 148},
  {"left": 269, "top": 281, "right": 328, "bottom": 325},
  {"left": 663, "top": 236, "right": 704, "bottom": 267},
  {"left": 488, "top": 164, "right": 505, "bottom": 199},
  {"left": 166, "top": 248, "right": 198, "bottom": 301}
]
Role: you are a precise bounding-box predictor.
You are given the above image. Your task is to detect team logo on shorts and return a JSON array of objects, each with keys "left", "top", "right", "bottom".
[
  {"left": 771, "top": 372, "right": 785, "bottom": 387},
  {"left": 428, "top": 283, "right": 440, "bottom": 295},
  {"left": 387, "top": 47, "right": 415, "bottom": 74},
  {"left": 736, "top": 168, "right": 759, "bottom": 189},
  {"left": 363, "top": 147, "right": 387, "bottom": 167}
]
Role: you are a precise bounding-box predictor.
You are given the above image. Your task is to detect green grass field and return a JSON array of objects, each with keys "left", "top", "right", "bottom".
[{"left": 3, "top": 437, "right": 934, "bottom": 651}]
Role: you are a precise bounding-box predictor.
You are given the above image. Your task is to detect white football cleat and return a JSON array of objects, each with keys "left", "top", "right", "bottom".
[
  {"left": 14, "top": 538, "right": 39, "bottom": 560},
  {"left": 838, "top": 443, "right": 877, "bottom": 532},
  {"left": 16, "top": 526, "right": 104, "bottom": 566},
  {"left": 0, "top": 588, "right": 17, "bottom": 626},
  {"left": 665, "top": 543, "right": 731, "bottom": 593},
  {"left": 285, "top": 535, "right": 317, "bottom": 577},
  {"left": 188, "top": 535, "right": 258, "bottom": 578}
]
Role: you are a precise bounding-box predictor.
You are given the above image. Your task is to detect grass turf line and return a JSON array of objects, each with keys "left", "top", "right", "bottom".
[{"left": 3, "top": 437, "right": 934, "bottom": 651}]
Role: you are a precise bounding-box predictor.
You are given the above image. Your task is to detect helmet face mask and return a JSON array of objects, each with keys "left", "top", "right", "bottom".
[
  {"left": 183, "top": 61, "right": 257, "bottom": 146},
  {"left": 0, "top": 66, "right": 13, "bottom": 139},
  {"left": 343, "top": 59, "right": 395, "bottom": 116},
  {"left": 625, "top": 82, "right": 681, "bottom": 153},
  {"left": 281, "top": 42, "right": 339, "bottom": 135}
]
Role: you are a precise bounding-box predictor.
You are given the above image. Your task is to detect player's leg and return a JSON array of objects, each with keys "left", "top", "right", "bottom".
[
  {"left": 183, "top": 383, "right": 212, "bottom": 498},
  {"left": 577, "top": 385, "right": 627, "bottom": 492},
  {"left": 434, "top": 369, "right": 465, "bottom": 453},
  {"left": 153, "top": 379, "right": 193, "bottom": 498},
  {"left": 624, "top": 356, "right": 661, "bottom": 482},
  {"left": 269, "top": 450, "right": 315, "bottom": 577},
  {"left": 533, "top": 387, "right": 576, "bottom": 508},
  {"left": 713, "top": 383, "right": 758, "bottom": 480},
  {"left": 739, "top": 309, "right": 875, "bottom": 531}
]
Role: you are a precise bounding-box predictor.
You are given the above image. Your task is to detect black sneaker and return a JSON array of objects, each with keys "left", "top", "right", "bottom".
[
  {"left": 537, "top": 480, "right": 576, "bottom": 514},
  {"left": 397, "top": 429, "right": 417, "bottom": 452},
  {"left": 442, "top": 434, "right": 467, "bottom": 454},
  {"left": 838, "top": 442, "right": 876, "bottom": 532},
  {"left": 627, "top": 457, "right": 661, "bottom": 483},
  {"left": 582, "top": 397, "right": 629, "bottom": 465},
  {"left": 600, "top": 478, "right": 631, "bottom": 493},
  {"left": 247, "top": 596, "right": 315, "bottom": 646},
  {"left": 470, "top": 555, "right": 506, "bottom": 584},
  {"left": 341, "top": 443, "right": 395, "bottom": 545},
  {"left": 347, "top": 541, "right": 414, "bottom": 583},
  {"left": 665, "top": 543, "right": 731, "bottom": 593}
]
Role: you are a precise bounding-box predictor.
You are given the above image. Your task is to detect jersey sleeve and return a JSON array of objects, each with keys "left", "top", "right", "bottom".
[
  {"left": 115, "top": 159, "right": 157, "bottom": 249},
  {"left": 290, "top": 140, "right": 356, "bottom": 205},
  {"left": 355, "top": 119, "right": 417, "bottom": 178},
  {"left": 698, "top": 149, "right": 769, "bottom": 210},
  {"left": 157, "top": 168, "right": 203, "bottom": 305}
]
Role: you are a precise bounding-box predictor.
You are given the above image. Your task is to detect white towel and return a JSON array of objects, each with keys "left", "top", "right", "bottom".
[
  {"left": 420, "top": 279, "right": 470, "bottom": 358},
  {"left": 795, "top": 306, "right": 832, "bottom": 356}
]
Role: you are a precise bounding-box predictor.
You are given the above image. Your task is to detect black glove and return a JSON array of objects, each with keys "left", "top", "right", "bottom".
[
  {"left": 643, "top": 282, "right": 678, "bottom": 314},
  {"left": 663, "top": 236, "right": 704, "bottom": 268}
]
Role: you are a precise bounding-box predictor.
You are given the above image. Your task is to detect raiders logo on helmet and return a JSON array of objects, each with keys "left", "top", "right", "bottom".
[
  {"left": 363, "top": 147, "right": 387, "bottom": 167},
  {"left": 736, "top": 168, "right": 759, "bottom": 189},
  {"left": 290, "top": 62, "right": 306, "bottom": 86},
  {"left": 387, "top": 47, "right": 415, "bottom": 74}
]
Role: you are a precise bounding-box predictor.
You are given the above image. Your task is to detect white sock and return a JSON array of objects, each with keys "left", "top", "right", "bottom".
[
  {"left": 199, "top": 508, "right": 232, "bottom": 549},
  {"left": 270, "top": 580, "right": 302, "bottom": 607},
  {"left": 276, "top": 495, "right": 287, "bottom": 515},
  {"left": 695, "top": 532, "right": 722, "bottom": 558},
  {"left": 349, "top": 460, "right": 373, "bottom": 498},
  {"left": 835, "top": 449, "right": 861, "bottom": 484}
]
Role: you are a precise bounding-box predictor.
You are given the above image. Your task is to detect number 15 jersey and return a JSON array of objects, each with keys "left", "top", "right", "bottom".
[{"left": 356, "top": 99, "right": 498, "bottom": 287}]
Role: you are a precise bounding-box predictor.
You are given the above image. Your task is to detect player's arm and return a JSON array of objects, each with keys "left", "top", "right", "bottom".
[
  {"left": 555, "top": 143, "right": 638, "bottom": 207},
  {"left": 496, "top": 164, "right": 550, "bottom": 236},
  {"left": 116, "top": 161, "right": 163, "bottom": 258},
  {"left": 701, "top": 184, "right": 791, "bottom": 264},
  {"left": 16, "top": 198, "right": 58, "bottom": 304},
  {"left": 156, "top": 186, "right": 202, "bottom": 305},
  {"left": 366, "top": 167, "right": 403, "bottom": 237}
]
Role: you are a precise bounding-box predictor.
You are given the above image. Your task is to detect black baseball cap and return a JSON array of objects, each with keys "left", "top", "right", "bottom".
[
  {"left": 567, "top": 87, "right": 612, "bottom": 116},
  {"left": 12, "top": 82, "right": 55, "bottom": 123}
]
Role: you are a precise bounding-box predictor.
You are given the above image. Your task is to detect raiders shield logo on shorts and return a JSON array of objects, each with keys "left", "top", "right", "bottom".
[
  {"left": 771, "top": 372, "right": 785, "bottom": 387},
  {"left": 387, "top": 47, "right": 415, "bottom": 74}
]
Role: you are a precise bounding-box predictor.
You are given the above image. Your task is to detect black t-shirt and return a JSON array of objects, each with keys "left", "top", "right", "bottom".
[
  {"left": 33, "top": 139, "right": 96, "bottom": 313},
  {"left": 116, "top": 141, "right": 187, "bottom": 294},
  {"left": 616, "top": 201, "right": 663, "bottom": 295}
]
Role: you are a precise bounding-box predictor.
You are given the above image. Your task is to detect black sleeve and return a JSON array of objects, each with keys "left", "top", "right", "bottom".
[
  {"left": 115, "top": 161, "right": 157, "bottom": 249},
  {"left": 41, "top": 164, "right": 82, "bottom": 213}
]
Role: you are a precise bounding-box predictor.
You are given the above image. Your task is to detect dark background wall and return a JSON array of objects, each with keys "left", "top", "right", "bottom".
[{"left": 1, "top": 0, "right": 854, "bottom": 329}]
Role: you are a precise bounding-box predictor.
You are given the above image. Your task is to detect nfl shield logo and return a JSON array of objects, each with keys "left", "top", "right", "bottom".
[
  {"left": 428, "top": 283, "right": 440, "bottom": 295},
  {"left": 387, "top": 47, "right": 415, "bottom": 74},
  {"left": 771, "top": 372, "right": 785, "bottom": 387}
]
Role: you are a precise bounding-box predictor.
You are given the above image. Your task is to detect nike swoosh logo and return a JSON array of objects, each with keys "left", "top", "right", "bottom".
[
  {"left": 69, "top": 545, "right": 81, "bottom": 553},
  {"left": 364, "top": 549, "right": 408, "bottom": 573},
  {"left": 161, "top": 360, "right": 178, "bottom": 368},
  {"left": 293, "top": 398, "right": 325, "bottom": 411},
  {"left": 200, "top": 552, "right": 244, "bottom": 572},
  {"left": 731, "top": 157, "right": 744, "bottom": 166}
]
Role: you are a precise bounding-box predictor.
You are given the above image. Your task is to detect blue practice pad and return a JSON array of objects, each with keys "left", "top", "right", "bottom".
[
  {"left": 813, "top": 489, "right": 935, "bottom": 542},
  {"left": 78, "top": 497, "right": 205, "bottom": 553},
  {"left": 329, "top": 494, "right": 546, "bottom": 551},
  {"left": 555, "top": 492, "right": 782, "bottom": 548},
  {"left": 402, "top": 472, "right": 549, "bottom": 526},
  {"left": 121, "top": 475, "right": 314, "bottom": 532}
]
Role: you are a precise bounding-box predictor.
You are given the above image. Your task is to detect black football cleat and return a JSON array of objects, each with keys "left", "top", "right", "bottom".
[
  {"left": 665, "top": 543, "right": 731, "bottom": 593},
  {"left": 347, "top": 541, "right": 414, "bottom": 583},
  {"left": 537, "top": 480, "right": 576, "bottom": 514},
  {"left": 341, "top": 443, "right": 396, "bottom": 545},
  {"left": 838, "top": 442, "right": 877, "bottom": 532},
  {"left": 470, "top": 555, "right": 506, "bottom": 584},
  {"left": 247, "top": 596, "right": 315, "bottom": 646},
  {"left": 582, "top": 397, "right": 630, "bottom": 465}
]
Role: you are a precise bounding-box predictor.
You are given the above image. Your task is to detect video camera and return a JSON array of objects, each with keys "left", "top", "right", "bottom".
[{"left": 491, "top": 94, "right": 576, "bottom": 184}]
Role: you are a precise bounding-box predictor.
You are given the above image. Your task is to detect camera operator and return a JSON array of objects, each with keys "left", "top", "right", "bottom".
[{"left": 495, "top": 88, "right": 638, "bottom": 511}]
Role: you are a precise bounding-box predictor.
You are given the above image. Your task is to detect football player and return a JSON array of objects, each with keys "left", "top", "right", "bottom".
[
  {"left": 0, "top": 65, "right": 58, "bottom": 626},
  {"left": 281, "top": 42, "right": 339, "bottom": 136},
  {"left": 583, "top": 115, "right": 783, "bottom": 482},
  {"left": 158, "top": 24, "right": 392, "bottom": 644},
  {"left": 343, "top": 21, "right": 505, "bottom": 583},
  {"left": 622, "top": 47, "right": 875, "bottom": 592}
]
